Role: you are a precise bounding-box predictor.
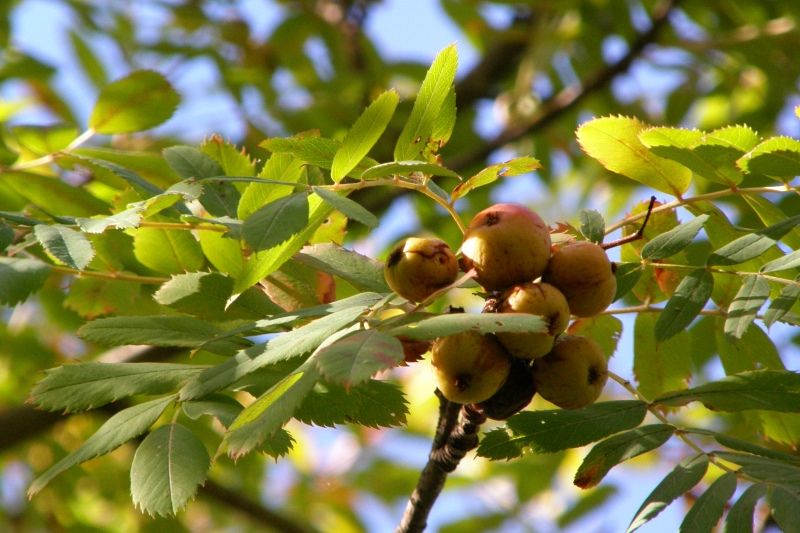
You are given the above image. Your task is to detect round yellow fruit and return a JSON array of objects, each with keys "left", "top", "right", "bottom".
[
  {"left": 496, "top": 282, "right": 570, "bottom": 359},
  {"left": 532, "top": 335, "right": 608, "bottom": 409},
  {"left": 542, "top": 240, "right": 616, "bottom": 317},
  {"left": 431, "top": 331, "right": 511, "bottom": 404},
  {"left": 384, "top": 237, "right": 458, "bottom": 302}
]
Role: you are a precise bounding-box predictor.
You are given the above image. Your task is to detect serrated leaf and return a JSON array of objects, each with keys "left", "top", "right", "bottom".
[
  {"left": 738, "top": 136, "right": 800, "bottom": 178},
  {"left": 294, "top": 243, "right": 389, "bottom": 293},
  {"left": 477, "top": 401, "right": 647, "bottom": 460},
  {"left": 78, "top": 316, "right": 250, "bottom": 355},
  {"left": 634, "top": 313, "right": 692, "bottom": 399},
  {"left": 0, "top": 257, "right": 50, "bottom": 305},
  {"left": 332, "top": 90, "right": 398, "bottom": 182},
  {"left": 29, "top": 363, "right": 206, "bottom": 412},
  {"left": 315, "top": 330, "right": 404, "bottom": 387},
  {"left": 295, "top": 380, "right": 408, "bottom": 428},
  {"left": 576, "top": 116, "right": 692, "bottom": 195},
  {"left": 574, "top": 424, "right": 675, "bottom": 489},
  {"left": 28, "top": 396, "right": 173, "bottom": 496},
  {"left": 723, "top": 484, "right": 766, "bottom": 533},
  {"left": 764, "top": 279, "right": 800, "bottom": 328},
  {"left": 655, "top": 269, "right": 713, "bottom": 342},
  {"left": 89, "top": 70, "right": 179, "bottom": 134},
  {"left": 614, "top": 262, "right": 643, "bottom": 301},
  {"left": 386, "top": 313, "right": 546, "bottom": 341},
  {"left": 33, "top": 224, "right": 94, "bottom": 270},
  {"left": 678, "top": 473, "right": 737, "bottom": 533},
  {"left": 242, "top": 192, "right": 309, "bottom": 252},
  {"left": 654, "top": 369, "right": 800, "bottom": 412},
  {"left": 312, "top": 187, "right": 377, "bottom": 228},
  {"left": 724, "top": 275, "right": 769, "bottom": 339},
  {"left": 769, "top": 486, "right": 800, "bottom": 532},
  {"left": 76, "top": 205, "right": 144, "bottom": 233},
  {"left": 360, "top": 160, "right": 460, "bottom": 180},
  {"left": 395, "top": 45, "right": 458, "bottom": 161},
  {"left": 180, "top": 304, "right": 368, "bottom": 400},
  {"left": 130, "top": 423, "right": 210, "bottom": 516},
  {"left": 579, "top": 209, "right": 605, "bottom": 244},
  {"left": 708, "top": 215, "right": 800, "bottom": 266},
  {"left": 225, "top": 363, "right": 319, "bottom": 457},
  {"left": 641, "top": 215, "right": 709, "bottom": 260},
  {"left": 451, "top": 157, "right": 541, "bottom": 201},
  {"left": 761, "top": 249, "right": 800, "bottom": 273},
  {"left": 566, "top": 314, "right": 623, "bottom": 360},
  {"left": 163, "top": 145, "right": 239, "bottom": 218},
  {"left": 133, "top": 227, "right": 204, "bottom": 275},
  {"left": 474, "top": 428, "right": 525, "bottom": 460}
]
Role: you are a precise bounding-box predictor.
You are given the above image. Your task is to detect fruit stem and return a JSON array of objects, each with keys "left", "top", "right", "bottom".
[
  {"left": 396, "top": 394, "right": 486, "bottom": 533},
  {"left": 601, "top": 195, "right": 656, "bottom": 250}
]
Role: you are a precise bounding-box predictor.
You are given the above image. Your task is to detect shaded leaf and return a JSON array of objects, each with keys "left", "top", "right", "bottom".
[
  {"left": 654, "top": 370, "right": 800, "bottom": 412},
  {"left": 738, "top": 136, "right": 800, "bottom": 178},
  {"left": 331, "top": 90, "right": 398, "bottom": 182},
  {"left": 90, "top": 70, "right": 179, "bottom": 134},
  {"left": 0, "top": 257, "right": 50, "bottom": 305},
  {"left": 294, "top": 243, "right": 389, "bottom": 293},
  {"left": 28, "top": 396, "right": 173, "bottom": 496},
  {"left": 312, "top": 187, "right": 378, "bottom": 228},
  {"left": 724, "top": 276, "right": 769, "bottom": 339},
  {"left": 29, "top": 363, "right": 206, "bottom": 413},
  {"left": 769, "top": 486, "right": 800, "bottom": 533},
  {"left": 387, "top": 313, "right": 546, "bottom": 341},
  {"left": 707, "top": 215, "right": 800, "bottom": 266},
  {"left": 655, "top": 269, "right": 713, "bottom": 342},
  {"left": 315, "top": 330, "right": 404, "bottom": 387},
  {"left": 242, "top": 192, "right": 309, "bottom": 252},
  {"left": 295, "top": 380, "right": 408, "bottom": 428},
  {"left": 130, "top": 424, "right": 210, "bottom": 516},
  {"left": 163, "top": 145, "right": 239, "bottom": 217},
  {"left": 614, "top": 262, "right": 643, "bottom": 301},
  {"left": 574, "top": 425, "right": 675, "bottom": 489},
  {"left": 723, "top": 484, "right": 766, "bottom": 533},
  {"left": 634, "top": 313, "right": 692, "bottom": 399},
  {"left": 641, "top": 215, "right": 709, "bottom": 260},
  {"left": 579, "top": 209, "right": 605, "bottom": 244},
  {"left": 182, "top": 395, "right": 243, "bottom": 428},
  {"left": 761, "top": 249, "right": 800, "bottom": 273},
  {"left": 678, "top": 473, "right": 737, "bottom": 532},
  {"left": 764, "top": 280, "right": 800, "bottom": 328}
]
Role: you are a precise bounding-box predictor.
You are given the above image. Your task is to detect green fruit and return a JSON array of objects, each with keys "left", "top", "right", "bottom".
[
  {"left": 460, "top": 203, "right": 551, "bottom": 291},
  {"left": 431, "top": 331, "right": 511, "bottom": 404},
  {"left": 532, "top": 335, "right": 608, "bottom": 409},
  {"left": 496, "top": 282, "right": 570, "bottom": 359},
  {"left": 474, "top": 356, "right": 536, "bottom": 420},
  {"left": 542, "top": 240, "right": 616, "bottom": 317},
  {"left": 384, "top": 237, "right": 458, "bottom": 302}
]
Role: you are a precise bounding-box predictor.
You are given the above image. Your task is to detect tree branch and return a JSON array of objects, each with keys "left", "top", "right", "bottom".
[
  {"left": 448, "top": 0, "right": 682, "bottom": 172},
  {"left": 395, "top": 395, "right": 486, "bottom": 533}
]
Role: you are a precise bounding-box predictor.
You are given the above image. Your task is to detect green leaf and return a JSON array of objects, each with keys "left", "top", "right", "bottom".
[
  {"left": 198, "top": 230, "right": 244, "bottom": 278},
  {"left": 724, "top": 276, "right": 770, "bottom": 339},
  {"left": 78, "top": 316, "right": 250, "bottom": 355},
  {"left": 163, "top": 146, "right": 239, "bottom": 218},
  {"left": 614, "top": 262, "right": 643, "bottom": 301},
  {"left": 579, "top": 209, "right": 605, "bottom": 244},
  {"left": 259, "top": 429, "right": 295, "bottom": 458},
  {"left": 242, "top": 192, "right": 309, "bottom": 252},
  {"left": 76, "top": 206, "right": 144, "bottom": 233},
  {"left": 12, "top": 124, "right": 78, "bottom": 155},
  {"left": 68, "top": 30, "right": 108, "bottom": 88},
  {"left": 315, "top": 330, "right": 404, "bottom": 387},
  {"left": 33, "top": 224, "right": 94, "bottom": 270},
  {"left": 154, "top": 272, "right": 234, "bottom": 317},
  {"left": 723, "top": 484, "right": 766, "bottom": 533},
  {"left": 761, "top": 249, "right": 800, "bottom": 273},
  {"left": 576, "top": 116, "right": 692, "bottom": 195},
  {"left": 741, "top": 193, "right": 800, "bottom": 250},
  {"left": 566, "top": 314, "right": 623, "bottom": 360},
  {"left": 654, "top": 370, "right": 800, "bottom": 412},
  {"left": 295, "top": 380, "right": 408, "bottom": 428},
  {"left": 451, "top": 157, "right": 541, "bottom": 201},
  {"left": 28, "top": 396, "right": 173, "bottom": 496},
  {"left": 574, "top": 424, "right": 675, "bottom": 489},
  {"left": 688, "top": 429, "right": 800, "bottom": 464},
  {"left": 331, "top": 90, "right": 398, "bottom": 182},
  {"left": 769, "top": 486, "right": 800, "bottom": 532},
  {"left": 628, "top": 454, "right": 709, "bottom": 532},
  {"left": 738, "top": 136, "right": 800, "bottom": 179},
  {"left": 130, "top": 423, "right": 210, "bottom": 516},
  {"left": 716, "top": 320, "right": 784, "bottom": 374},
  {"left": 180, "top": 304, "right": 368, "bottom": 400},
  {"left": 312, "top": 187, "right": 378, "bottom": 228},
  {"left": 261, "top": 135, "right": 378, "bottom": 176},
  {"left": 89, "top": 70, "right": 179, "bottom": 134},
  {"left": 225, "top": 363, "right": 319, "bottom": 457},
  {"left": 182, "top": 395, "right": 242, "bottom": 428},
  {"left": 29, "top": 363, "right": 206, "bottom": 412},
  {"left": 654, "top": 269, "right": 713, "bottom": 342},
  {"left": 477, "top": 401, "right": 647, "bottom": 460},
  {"left": 714, "top": 452, "right": 800, "bottom": 486},
  {"left": 133, "top": 228, "right": 204, "bottom": 275},
  {"left": 386, "top": 312, "right": 546, "bottom": 341},
  {"left": 0, "top": 257, "right": 50, "bottom": 305},
  {"left": 294, "top": 243, "right": 389, "bottom": 293},
  {"left": 0, "top": 222, "right": 13, "bottom": 251},
  {"left": 707, "top": 215, "right": 800, "bottom": 266},
  {"left": 641, "top": 215, "right": 709, "bottom": 260},
  {"left": 359, "top": 160, "right": 460, "bottom": 180},
  {"left": 678, "top": 473, "right": 737, "bottom": 533},
  {"left": 395, "top": 44, "right": 458, "bottom": 161},
  {"left": 238, "top": 154, "right": 304, "bottom": 220},
  {"left": 634, "top": 313, "right": 692, "bottom": 399},
  {"left": 764, "top": 279, "right": 800, "bottom": 328}
]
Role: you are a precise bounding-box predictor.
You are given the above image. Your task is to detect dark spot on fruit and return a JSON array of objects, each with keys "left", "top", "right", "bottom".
[
  {"left": 546, "top": 312, "right": 561, "bottom": 335},
  {"left": 485, "top": 212, "right": 501, "bottom": 226},
  {"left": 387, "top": 248, "right": 403, "bottom": 268},
  {"left": 610, "top": 262, "right": 617, "bottom": 274},
  {"left": 455, "top": 373, "right": 472, "bottom": 391},
  {"left": 588, "top": 365, "right": 601, "bottom": 385}
]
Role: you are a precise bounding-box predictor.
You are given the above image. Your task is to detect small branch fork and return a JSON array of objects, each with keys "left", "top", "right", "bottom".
[
  {"left": 601, "top": 195, "right": 657, "bottom": 250},
  {"left": 395, "top": 392, "right": 486, "bottom": 533}
]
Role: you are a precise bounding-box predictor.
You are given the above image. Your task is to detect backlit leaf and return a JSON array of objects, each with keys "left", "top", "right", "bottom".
[
  {"left": 360, "top": 160, "right": 460, "bottom": 180},
  {"left": 294, "top": 243, "right": 389, "bottom": 293},
  {"left": 242, "top": 192, "right": 309, "bottom": 252},
  {"left": 315, "top": 330, "right": 404, "bottom": 387},
  {"left": 634, "top": 313, "right": 692, "bottom": 399},
  {"left": 451, "top": 157, "right": 540, "bottom": 200},
  {"left": 763, "top": 280, "right": 800, "bottom": 328},
  {"left": 90, "top": 70, "right": 179, "bottom": 134},
  {"left": 133, "top": 227, "right": 204, "bottom": 275},
  {"left": 738, "top": 136, "right": 800, "bottom": 179},
  {"left": 33, "top": 224, "right": 94, "bottom": 270},
  {"left": 386, "top": 313, "right": 546, "bottom": 341}
]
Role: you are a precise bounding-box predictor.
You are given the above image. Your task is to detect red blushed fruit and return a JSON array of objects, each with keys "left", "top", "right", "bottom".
[
  {"left": 460, "top": 203, "right": 551, "bottom": 291},
  {"left": 384, "top": 237, "right": 459, "bottom": 302}
]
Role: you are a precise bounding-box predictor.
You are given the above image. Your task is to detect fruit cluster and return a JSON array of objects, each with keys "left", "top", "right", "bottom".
[{"left": 384, "top": 203, "right": 615, "bottom": 419}]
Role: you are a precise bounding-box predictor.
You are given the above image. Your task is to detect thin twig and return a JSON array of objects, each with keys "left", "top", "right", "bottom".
[{"left": 602, "top": 195, "right": 657, "bottom": 249}]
